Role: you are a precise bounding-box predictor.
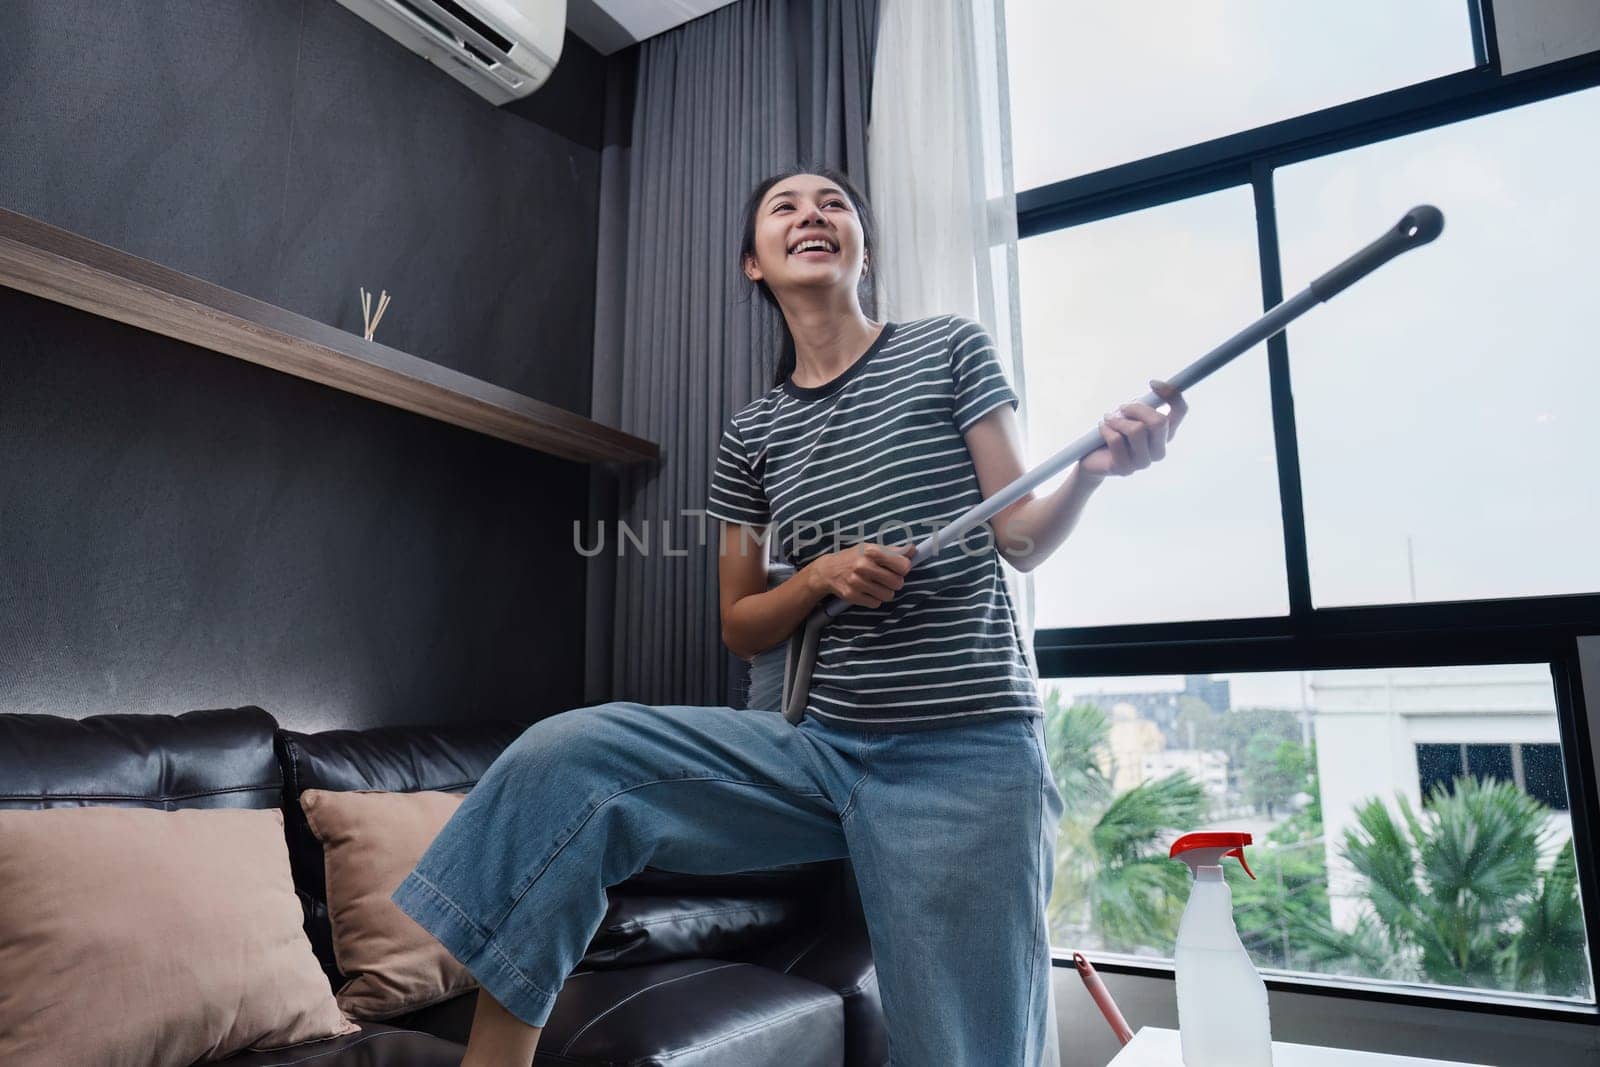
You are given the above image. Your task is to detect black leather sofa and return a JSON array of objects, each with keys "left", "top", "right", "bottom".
[{"left": 0, "top": 706, "right": 886, "bottom": 1066}]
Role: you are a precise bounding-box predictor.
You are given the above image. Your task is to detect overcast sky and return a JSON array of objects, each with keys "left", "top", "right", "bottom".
[{"left": 1001, "top": 4, "right": 1600, "bottom": 710}]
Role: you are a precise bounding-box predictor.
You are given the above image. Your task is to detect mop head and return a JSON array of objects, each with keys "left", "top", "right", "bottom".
[
  {"left": 747, "top": 643, "right": 788, "bottom": 711},
  {"left": 744, "top": 560, "right": 797, "bottom": 711}
]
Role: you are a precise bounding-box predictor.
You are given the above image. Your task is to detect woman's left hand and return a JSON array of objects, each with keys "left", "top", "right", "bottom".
[{"left": 1079, "top": 378, "right": 1189, "bottom": 479}]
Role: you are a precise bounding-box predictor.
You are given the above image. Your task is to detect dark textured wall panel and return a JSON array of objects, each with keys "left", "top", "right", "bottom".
[
  {"left": 0, "top": 2, "right": 300, "bottom": 298},
  {"left": 0, "top": 0, "right": 600, "bottom": 413},
  {"left": 0, "top": 1, "right": 620, "bottom": 729},
  {"left": 0, "top": 287, "right": 589, "bottom": 731},
  {"left": 270, "top": 0, "right": 600, "bottom": 412}
]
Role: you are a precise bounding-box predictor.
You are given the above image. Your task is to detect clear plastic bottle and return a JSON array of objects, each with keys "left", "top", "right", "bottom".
[{"left": 1169, "top": 832, "right": 1273, "bottom": 1067}]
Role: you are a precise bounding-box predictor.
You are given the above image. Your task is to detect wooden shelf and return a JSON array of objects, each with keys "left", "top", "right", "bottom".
[{"left": 0, "top": 206, "right": 658, "bottom": 464}]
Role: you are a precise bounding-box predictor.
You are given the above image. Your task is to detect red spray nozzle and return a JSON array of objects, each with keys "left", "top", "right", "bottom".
[{"left": 1169, "top": 831, "right": 1256, "bottom": 880}]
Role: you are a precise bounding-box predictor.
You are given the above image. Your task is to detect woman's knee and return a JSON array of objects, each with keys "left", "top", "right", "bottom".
[{"left": 493, "top": 703, "right": 653, "bottom": 785}]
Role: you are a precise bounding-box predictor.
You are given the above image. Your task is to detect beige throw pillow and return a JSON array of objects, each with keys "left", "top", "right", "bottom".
[
  {"left": 299, "top": 788, "right": 478, "bottom": 1019},
  {"left": 0, "top": 806, "right": 359, "bottom": 1066}
]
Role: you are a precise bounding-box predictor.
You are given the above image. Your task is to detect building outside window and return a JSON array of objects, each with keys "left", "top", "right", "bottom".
[{"left": 1038, "top": 665, "right": 1588, "bottom": 1003}]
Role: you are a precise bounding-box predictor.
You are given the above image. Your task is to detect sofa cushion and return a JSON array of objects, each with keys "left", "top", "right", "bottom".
[
  {"left": 582, "top": 893, "right": 811, "bottom": 969},
  {"left": 0, "top": 705, "right": 281, "bottom": 811},
  {"left": 280, "top": 710, "right": 855, "bottom": 1066},
  {"left": 300, "top": 788, "right": 479, "bottom": 1020},
  {"left": 0, "top": 805, "right": 358, "bottom": 1066},
  {"left": 277, "top": 719, "right": 535, "bottom": 796},
  {"left": 398, "top": 960, "right": 844, "bottom": 1066},
  {"left": 298, "top": 780, "right": 818, "bottom": 1016},
  {"left": 544, "top": 959, "right": 844, "bottom": 1067},
  {"left": 205, "top": 1022, "right": 465, "bottom": 1066},
  {"left": 276, "top": 719, "right": 531, "bottom": 985}
]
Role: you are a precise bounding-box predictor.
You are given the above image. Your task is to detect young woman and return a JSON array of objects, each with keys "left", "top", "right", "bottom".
[{"left": 392, "top": 166, "right": 1187, "bottom": 1067}]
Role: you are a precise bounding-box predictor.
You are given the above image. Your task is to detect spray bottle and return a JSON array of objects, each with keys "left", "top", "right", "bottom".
[{"left": 1169, "top": 831, "right": 1272, "bottom": 1066}]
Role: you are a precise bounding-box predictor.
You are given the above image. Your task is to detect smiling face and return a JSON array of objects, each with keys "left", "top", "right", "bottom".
[{"left": 742, "top": 174, "right": 868, "bottom": 297}]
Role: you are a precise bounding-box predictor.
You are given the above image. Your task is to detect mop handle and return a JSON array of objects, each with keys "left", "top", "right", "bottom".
[
  {"left": 780, "top": 204, "right": 1442, "bottom": 725},
  {"left": 819, "top": 204, "right": 1444, "bottom": 619}
]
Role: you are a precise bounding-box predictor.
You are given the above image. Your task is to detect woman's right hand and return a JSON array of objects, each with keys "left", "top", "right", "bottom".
[{"left": 808, "top": 541, "right": 917, "bottom": 608}]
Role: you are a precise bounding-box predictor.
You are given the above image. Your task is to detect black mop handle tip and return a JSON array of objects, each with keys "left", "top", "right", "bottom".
[{"left": 1308, "top": 204, "right": 1444, "bottom": 304}]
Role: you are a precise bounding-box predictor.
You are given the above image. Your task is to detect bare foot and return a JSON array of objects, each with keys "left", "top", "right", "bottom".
[{"left": 459, "top": 987, "right": 542, "bottom": 1066}]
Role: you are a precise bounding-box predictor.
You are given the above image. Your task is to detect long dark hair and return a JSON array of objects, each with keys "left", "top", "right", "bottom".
[{"left": 737, "top": 164, "right": 881, "bottom": 390}]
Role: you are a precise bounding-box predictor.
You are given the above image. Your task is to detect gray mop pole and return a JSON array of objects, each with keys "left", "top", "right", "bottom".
[{"left": 779, "top": 205, "right": 1444, "bottom": 726}]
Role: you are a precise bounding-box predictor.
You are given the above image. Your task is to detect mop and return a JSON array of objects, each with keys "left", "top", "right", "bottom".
[{"left": 776, "top": 204, "right": 1445, "bottom": 725}]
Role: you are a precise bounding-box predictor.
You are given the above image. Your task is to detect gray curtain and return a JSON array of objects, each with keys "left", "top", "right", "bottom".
[{"left": 586, "top": 0, "right": 881, "bottom": 707}]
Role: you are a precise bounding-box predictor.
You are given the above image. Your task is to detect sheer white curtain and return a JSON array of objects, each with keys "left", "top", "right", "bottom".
[
  {"left": 867, "top": 0, "right": 1040, "bottom": 685},
  {"left": 868, "top": 7, "right": 1059, "bottom": 1063}
]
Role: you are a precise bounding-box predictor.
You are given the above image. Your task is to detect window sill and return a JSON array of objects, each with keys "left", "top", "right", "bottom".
[{"left": 1052, "top": 949, "right": 1599, "bottom": 1024}]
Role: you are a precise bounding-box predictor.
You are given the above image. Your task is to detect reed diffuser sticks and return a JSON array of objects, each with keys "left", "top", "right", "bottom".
[{"left": 359, "top": 286, "right": 391, "bottom": 341}]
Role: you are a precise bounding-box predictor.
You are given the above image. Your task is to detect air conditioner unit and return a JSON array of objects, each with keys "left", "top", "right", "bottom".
[{"left": 335, "top": 0, "right": 566, "bottom": 105}]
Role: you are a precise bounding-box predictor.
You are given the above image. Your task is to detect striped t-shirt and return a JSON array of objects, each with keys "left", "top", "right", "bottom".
[{"left": 706, "top": 313, "right": 1043, "bottom": 733}]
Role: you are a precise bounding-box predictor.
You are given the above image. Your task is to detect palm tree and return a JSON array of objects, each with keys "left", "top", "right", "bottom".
[
  {"left": 1291, "top": 775, "right": 1590, "bottom": 998},
  {"left": 1041, "top": 687, "right": 1207, "bottom": 954},
  {"left": 1228, "top": 788, "right": 1332, "bottom": 972}
]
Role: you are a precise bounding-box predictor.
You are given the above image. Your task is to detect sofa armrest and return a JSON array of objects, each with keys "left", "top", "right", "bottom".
[
  {"left": 746, "top": 859, "right": 885, "bottom": 1067},
  {"left": 773, "top": 920, "right": 884, "bottom": 1067}
]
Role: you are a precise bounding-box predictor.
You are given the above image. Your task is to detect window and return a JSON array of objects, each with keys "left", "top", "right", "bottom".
[
  {"left": 1418, "top": 742, "right": 1571, "bottom": 811},
  {"left": 1004, "top": 1, "right": 1478, "bottom": 187},
  {"left": 1416, "top": 742, "right": 1466, "bottom": 799},
  {"left": 1523, "top": 743, "right": 1571, "bottom": 812},
  {"left": 1274, "top": 85, "right": 1600, "bottom": 608},
  {"left": 1016, "top": 187, "right": 1287, "bottom": 630},
  {"left": 1008, "top": 0, "right": 1600, "bottom": 1011},
  {"left": 1041, "top": 665, "right": 1592, "bottom": 1003}
]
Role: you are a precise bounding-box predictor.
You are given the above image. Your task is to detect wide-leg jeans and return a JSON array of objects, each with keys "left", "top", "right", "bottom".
[{"left": 391, "top": 700, "right": 1067, "bottom": 1066}]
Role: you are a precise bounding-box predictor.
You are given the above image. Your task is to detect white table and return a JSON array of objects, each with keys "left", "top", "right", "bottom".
[{"left": 1107, "top": 1027, "right": 1492, "bottom": 1066}]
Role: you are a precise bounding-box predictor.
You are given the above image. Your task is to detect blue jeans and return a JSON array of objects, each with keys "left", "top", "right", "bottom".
[{"left": 391, "top": 701, "right": 1066, "bottom": 1066}]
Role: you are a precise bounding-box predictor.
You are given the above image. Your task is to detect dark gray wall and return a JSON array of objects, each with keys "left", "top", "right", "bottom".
[{"left": 0, "top": 1, "right": 623, "bottom": 731}]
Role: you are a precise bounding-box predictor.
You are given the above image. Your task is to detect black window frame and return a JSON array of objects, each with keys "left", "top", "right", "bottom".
[{"left": 1014, "top": 1, "right": 1600, "bottom": 1022}]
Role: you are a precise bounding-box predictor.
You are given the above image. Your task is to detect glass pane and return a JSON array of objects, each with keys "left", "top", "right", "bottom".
[
  {"left": 1017, "top": 186, "right": 1286, "bottom": 629},
  {"left": 1416, "top": 742, "right": 1461, "bottom": 803},
  {"left": 1275, "top": 86, "right": 1600, "bottom": 607},
  {"left": 1041, "top": 664, "right": 1593, "bottom": 1002},
  {"left": 1523, "top": 744, "right": 1570, "bottom": 811},
  {"left": 1005, "top": 1, "right": 1476, "bottom": 187},
  {"left": 1466, "top": 742, "right": 1515, "bottom": 785}
]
